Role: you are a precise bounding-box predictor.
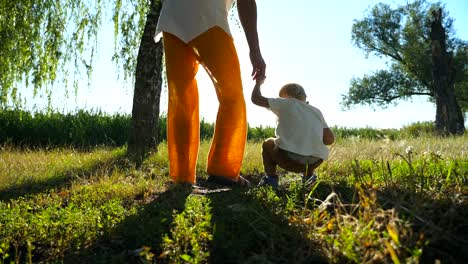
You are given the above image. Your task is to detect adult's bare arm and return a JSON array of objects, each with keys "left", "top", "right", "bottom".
[{"left": 237, "top": 0, "right": 266, "bottom": 80}]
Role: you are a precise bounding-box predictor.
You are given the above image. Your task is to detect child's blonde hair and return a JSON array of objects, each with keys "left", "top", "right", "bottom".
[{"left": 279, "top": 83, "right": 307, "bottom": 101}]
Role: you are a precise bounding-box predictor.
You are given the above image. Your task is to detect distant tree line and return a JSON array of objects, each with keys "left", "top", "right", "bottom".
[
  {"left": 0, "top": 109, "right": 273, "bottom": 148},
  {"left": 0, "top": 109, "right": 447, "bottom": 148}
]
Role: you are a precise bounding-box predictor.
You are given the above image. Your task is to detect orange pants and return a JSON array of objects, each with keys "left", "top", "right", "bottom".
[{"left": 163, "top": 27, "right": 247, "bottom": 184}]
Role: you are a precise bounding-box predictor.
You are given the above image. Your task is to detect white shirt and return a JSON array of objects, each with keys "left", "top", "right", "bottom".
[
  {"left": 268, "top": 98, "right": 330, "bottom": 160},
  {"left": 154, "top": 0, "right": 235, "bottom": 43}
]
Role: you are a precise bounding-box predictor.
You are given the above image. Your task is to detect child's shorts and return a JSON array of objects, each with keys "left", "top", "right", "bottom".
[{"left": 279, "top": 148, "right": 322, "bottom": 165}]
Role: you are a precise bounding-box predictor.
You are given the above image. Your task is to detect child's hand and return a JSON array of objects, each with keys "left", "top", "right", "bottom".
[{"left": 256, "top": 75, "right": 266, "bottom": 85}]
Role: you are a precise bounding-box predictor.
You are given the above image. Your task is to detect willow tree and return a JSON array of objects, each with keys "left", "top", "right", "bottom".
[
  {"left": 0, "top": 0, "right": 164, "bottom": 158},
  {"left": 0, "top": 0, "right": 101, "bottom": 105},
  {"left": 343, "top": 0, "right": 467, "bottom": 135}
]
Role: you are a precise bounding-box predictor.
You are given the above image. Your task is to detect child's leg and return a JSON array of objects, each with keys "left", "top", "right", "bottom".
[
  {"left": 303, "top": 159, "right": 323, "bottom": 185},
  {"left": 263, "top": 140, "right": 304, "bottom": 176},
  {"left": 304, "top": 159, "right": 323, "bottom": 177},
  {"left": 163, "top": 32, "right": 200, "bottom": 184},
  {"left": 263, "top": 139, "right": 323, "bottom": 176},
  {"left": 262, "top": 138, "right": 279, "bottom": 177}
]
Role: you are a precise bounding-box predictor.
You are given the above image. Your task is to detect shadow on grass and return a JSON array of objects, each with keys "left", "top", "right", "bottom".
[
  {"left": 63, "top": 183, "right": 193, "bottom": 263},
  {"left": 376, "top": 186, "right": 468, "bottom": 264},
  {"left": 61, "top": 176, "right": 326, "bottom": 264},
  {"left": 52, "top": 176, "right": 467, "bottom": 263},
  {"left": 0, "top": 152, "right": 131, "bottom": 201},
  {"left": 309, "top": 180, "right": 468, "bottom": 264},
  {"left": 206, "top": 186, "right": 327, "bottom": 264}
]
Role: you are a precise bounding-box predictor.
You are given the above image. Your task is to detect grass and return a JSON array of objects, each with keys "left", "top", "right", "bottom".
[{"left": 0, "top": 136, "right": 467, "bottom": 263}]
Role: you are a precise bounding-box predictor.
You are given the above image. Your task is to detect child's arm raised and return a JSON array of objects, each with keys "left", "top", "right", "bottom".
[{"left": 251, "top": 78, "right": 270, "bottom": 108}]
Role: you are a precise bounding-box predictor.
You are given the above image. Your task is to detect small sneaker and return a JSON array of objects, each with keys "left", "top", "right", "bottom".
[
  {"left": 302, "top": 174, "right": 318, "bottom": 186},
  {"left": 258, "top": 176, "right": 279, "bottom": 188}
]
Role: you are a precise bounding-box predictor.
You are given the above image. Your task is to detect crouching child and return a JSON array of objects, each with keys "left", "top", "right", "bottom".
[{"left": 251, "top": 78, "right": 335, "bottom": 188}]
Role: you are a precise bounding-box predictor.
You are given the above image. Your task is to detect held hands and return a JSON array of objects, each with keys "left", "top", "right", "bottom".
[
  {"left": 251, "top": 66, "right": 269, "bottom": 108},
  {"left": 250, "top": 49, "right": 266, "bottom": 81},
  {"left": 255, "top": 73, "right": 266, "bottom": 85}
]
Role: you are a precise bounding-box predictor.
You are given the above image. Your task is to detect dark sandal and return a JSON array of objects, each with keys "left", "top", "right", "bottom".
[
  {"left": 302, "top": 174, "right": 318, "bottom": 186},
  {"left": 258, "top": 176, "right": 279, "bottom": 188},
  {"left": 207, "top": 175, "right": 251, "bottom": 188}
]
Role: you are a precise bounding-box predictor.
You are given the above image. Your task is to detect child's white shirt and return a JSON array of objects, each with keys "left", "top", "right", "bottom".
[
  {"left": 268, "top": 98, "right": 330, "bottom": 160},
  {"left": 154, "top": 0, "right": 235, "bottom": 43}
]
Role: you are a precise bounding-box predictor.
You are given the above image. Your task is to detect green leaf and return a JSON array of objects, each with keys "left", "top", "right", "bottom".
[{"left": 180, "top": 254, "right": 193, "bottom": 261}]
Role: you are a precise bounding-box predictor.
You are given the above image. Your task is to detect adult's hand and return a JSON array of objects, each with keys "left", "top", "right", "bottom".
[{"left": 250, "top": 49, "right": 266, "bottom": 80}]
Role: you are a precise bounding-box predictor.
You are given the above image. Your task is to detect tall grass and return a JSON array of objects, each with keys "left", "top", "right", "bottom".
[
  {"left": 1, "top": 135, "right": 466, "bottom": 263},
  {"left": 310, "top": 135, "right": 467, "bottom": 263}
]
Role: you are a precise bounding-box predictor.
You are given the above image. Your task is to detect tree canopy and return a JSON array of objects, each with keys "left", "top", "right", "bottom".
[
  {"left": 0, "top": 0, "right": 152, "bottom": 108},
  {"left": 342, "top": 0, "right": 468, "bottom": 114}
]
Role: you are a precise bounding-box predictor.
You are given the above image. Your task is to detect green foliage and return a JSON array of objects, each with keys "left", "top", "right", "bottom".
[
  {"left": 161, "top": 195, "right": 213, "bottom": 264},
  {"left": 0, "top": 109, "right": 270, "bottom": 147},
  {"left": 0, "top": 109, "right": 131, "bottom": 147},
  {"left": 0, "top": 0, "right": 161, "bottom": 108},
  {"left": 0, "top": 0, "right": 103, "bottom": 107},
  {"left": 247, "top": 125, "right": 275, "bottom": 141},
  {"left": 112, "top": 0, "right": 154, "bottom": 81},
  {"left": 343, "top": 0, "right": 468, "bottom": 113},
  {"left": 331, "top": 126, "right": 400, "bottom": 141},
  {"left": 453, "top": 44, "right": 468, "bottom": 113},
  {"left": 400, "top": 121, "right": 435, "bottom": 137},
  {"left": 330, "top": 122, "right": 440, "bottom": 140},
  {"left": 345, "top": 65, "right": 428, "bottom": 108},
  {"left": 0, "top": 181, "right": 140, "bottom": 262},
  {"left": 2, "top": 109, "right": 462, "bottom": 148}
]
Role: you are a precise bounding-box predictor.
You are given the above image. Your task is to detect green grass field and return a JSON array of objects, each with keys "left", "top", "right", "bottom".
[{"left": 0, "top": 136, "right": 467, "bottom": 263}]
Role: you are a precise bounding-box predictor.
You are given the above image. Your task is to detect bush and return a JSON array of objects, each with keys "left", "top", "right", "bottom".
[
  {"left": 331, "top": 126, "right": 400, "bottom": 141},
  {"left": 400, "top": 121, "right": 436, "bottom": 138}
]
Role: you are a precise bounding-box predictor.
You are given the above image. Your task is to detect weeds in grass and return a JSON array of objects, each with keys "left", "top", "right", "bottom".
[
  {"left": 0, "top": 136, "right": 466, "bottom": 263},
  {"left": 160, "top": 195, "right": 213, "bottom": 264},
  {"left": 290, "top": 183, "right": 424, "bottom": 263}
]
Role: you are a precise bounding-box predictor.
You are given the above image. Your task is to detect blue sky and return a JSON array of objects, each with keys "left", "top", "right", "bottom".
[{"left": 28, "top": 0, "right": 468, "bottom": 129}]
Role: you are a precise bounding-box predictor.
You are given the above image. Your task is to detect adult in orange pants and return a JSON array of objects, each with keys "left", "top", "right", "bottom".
[{"left": 154, "top": 0, "right": 266, "bottom": 185}]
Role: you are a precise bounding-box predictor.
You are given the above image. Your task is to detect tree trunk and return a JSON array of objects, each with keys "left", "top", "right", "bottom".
[
  {"left": 430, "top": 9, "right": 465, "bottom": 135},
  {"left": 127, "top": 0, "right": 164, "bottom": 162}
]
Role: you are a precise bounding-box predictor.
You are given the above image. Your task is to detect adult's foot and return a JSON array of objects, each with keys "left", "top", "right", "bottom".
[{"left": 207, "top": 175, "right": 251, "bottom": 188}]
